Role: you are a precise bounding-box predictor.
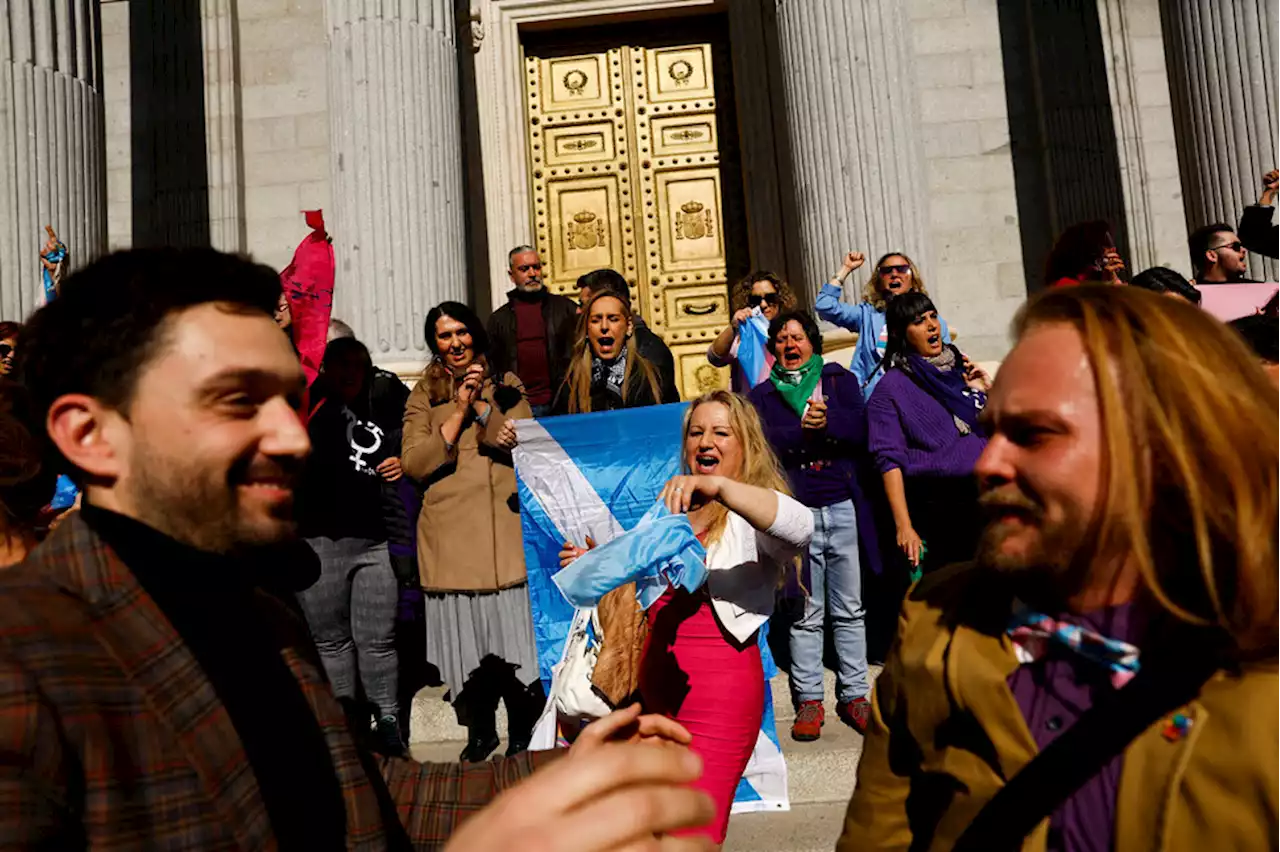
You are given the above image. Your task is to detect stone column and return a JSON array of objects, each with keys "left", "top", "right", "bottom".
[
  {"left": 774, "top": 0, "right": 930, "bottom": 301},
  {"left": 1096, "top": 0, "right": 1191, "bottom": 274},
  {"left": 202, "top": 0, "right": 244, "bottom": 254},
  {"left": 0, "top": 0, "right": 106, "bottom": 319},
  {"left": 1159, "top": 0, "right": 1278, "bottom": 280},
  {"left": 326, "top": 0, "right": 467, "bottom": 370}
]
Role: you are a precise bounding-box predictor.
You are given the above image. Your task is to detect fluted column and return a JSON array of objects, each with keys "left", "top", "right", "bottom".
[
  {"left": 0, "top": 0, "right": 106, "bottom": 319},
  {"left": 1160, "top": 0, "right": 1278, "bottom": 280},
  {"left": 202, "top": 0, "right": 244, "bottom": 253},
  {"left": 774, "top": 0, "right": 930, "bottom": 301},
  {"left": 326, "top": 0, "right": 467, "bottom": 369}
]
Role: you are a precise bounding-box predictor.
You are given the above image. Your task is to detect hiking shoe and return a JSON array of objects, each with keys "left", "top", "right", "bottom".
[
  {"left": 790, "top": 700, "right": 825, "bottom": 742},
  {"left": 837, "top": 697, "right": 871, "bottom": 734}
]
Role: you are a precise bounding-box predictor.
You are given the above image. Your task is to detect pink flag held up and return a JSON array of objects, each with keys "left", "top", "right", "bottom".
[
  {"left": 280, "top": 210, "right": 335, "bottom": 387},
  {"left": 1197, "top": 282, "right": 1278, "bottom": 322}
]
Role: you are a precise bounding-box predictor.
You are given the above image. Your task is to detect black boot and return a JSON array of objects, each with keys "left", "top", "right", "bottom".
[
  {"left": 458, "top": 686, "right": 500, "bottom": 763},
  {"left": 503, "top": 679, "right": 546, "bottom": 757}
]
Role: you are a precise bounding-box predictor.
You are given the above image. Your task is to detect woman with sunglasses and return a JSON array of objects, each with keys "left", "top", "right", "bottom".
[
  {"left": 0, "top": 322, "right": 19, "bottom": 377},
  {"left": 867, "top": 291, "right": 990, "bottom": 575},
  {"left": 815, "top": 250, "right": 952, "bottom": 399},
  {"left": 708, "top": 271, "right": 798, "bottom": 392}
]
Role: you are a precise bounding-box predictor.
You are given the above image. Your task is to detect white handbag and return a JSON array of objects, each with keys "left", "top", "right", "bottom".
[{"left": 530, "top": 606, "right": 613, "bottom": 750}]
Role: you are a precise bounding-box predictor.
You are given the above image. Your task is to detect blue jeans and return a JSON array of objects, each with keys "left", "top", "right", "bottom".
[
  {"left": 788, "top": 499, "right": 868, "bottom": 705},
  {"left": 529, "top": 403, "right": 553, "bottom": 418}
]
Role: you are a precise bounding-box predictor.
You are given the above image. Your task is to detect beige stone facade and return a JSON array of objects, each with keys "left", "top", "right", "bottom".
[{"left": 5, "top": 0, "right": 1277, "bottom": 371}]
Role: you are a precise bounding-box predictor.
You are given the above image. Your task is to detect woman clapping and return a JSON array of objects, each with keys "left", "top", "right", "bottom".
[{"left": 401, "top": 302, "right": 542, "bottom": 762}]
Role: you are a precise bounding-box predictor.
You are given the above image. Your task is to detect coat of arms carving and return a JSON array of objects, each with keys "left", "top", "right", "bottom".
[
  {"left": 567, "top": 210, "right": 606, "bottom": 251},
  {"left": 675, "top": 200, "right": 714, "bottom": 241}
]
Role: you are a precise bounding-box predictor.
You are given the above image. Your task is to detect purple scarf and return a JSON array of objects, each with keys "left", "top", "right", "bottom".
[{"left": 905, "top": 349, "right": 983, "bottom": 433}]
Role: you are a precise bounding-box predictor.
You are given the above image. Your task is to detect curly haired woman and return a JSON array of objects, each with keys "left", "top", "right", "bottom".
[{"left": 707, "top": 271, "right": 798, "bottom": 392}]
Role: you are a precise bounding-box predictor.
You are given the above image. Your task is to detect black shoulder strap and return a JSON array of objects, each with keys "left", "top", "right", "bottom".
[{"left": 952, "top": 651, "right": 1219, "bottom": 851}]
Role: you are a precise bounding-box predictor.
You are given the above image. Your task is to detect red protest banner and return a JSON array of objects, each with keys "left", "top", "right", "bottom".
[{"left": 280, "top": 210, "right": 335, "bottom": 387}]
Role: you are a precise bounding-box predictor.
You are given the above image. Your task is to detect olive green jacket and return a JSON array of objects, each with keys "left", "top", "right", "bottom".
[{"left": 839, "top": 563, "right": 1278, "bottom": 852}]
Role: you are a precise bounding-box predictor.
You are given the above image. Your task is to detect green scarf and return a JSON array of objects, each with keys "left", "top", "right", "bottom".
[{"left": 769, "top": 355, "right": 824, "bottom": 417}]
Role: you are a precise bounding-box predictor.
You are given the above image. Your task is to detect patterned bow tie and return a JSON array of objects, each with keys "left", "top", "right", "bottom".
[{"left": 1007, "top": 602, "right": 1141, "bottom": 688}]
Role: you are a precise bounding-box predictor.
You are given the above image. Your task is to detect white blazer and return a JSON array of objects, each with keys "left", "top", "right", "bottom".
[{"left": 704, "top": 490, "right": 814, "bottom": 644}]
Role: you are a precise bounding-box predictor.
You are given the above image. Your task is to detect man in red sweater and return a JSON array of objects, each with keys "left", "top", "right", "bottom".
[{"left": 486, "top": 246, "right": 579, "bottom": 416}]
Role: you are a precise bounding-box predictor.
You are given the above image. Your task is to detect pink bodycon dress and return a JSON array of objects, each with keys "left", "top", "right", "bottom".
[{"left": 639, "top": 586, "right": 765, "bottom": 843}]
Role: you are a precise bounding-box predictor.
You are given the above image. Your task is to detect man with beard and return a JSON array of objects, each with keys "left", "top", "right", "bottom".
[
  {"left": 486, "top": 245, "right": 579, "bottom": 417},
  {"left": 0, "top": 248, "right": 715, "bottom": 849},
  {"left": 838, "top": 285, "right": 1278, "bottom": 851},
  {"left": 1188, "top": 223, "right": 1262, "bottom": 283}
]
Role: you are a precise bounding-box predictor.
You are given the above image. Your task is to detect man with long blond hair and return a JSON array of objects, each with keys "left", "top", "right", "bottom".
[{"left": 840, "top": 285, "right": 1277, "bottom": 851}]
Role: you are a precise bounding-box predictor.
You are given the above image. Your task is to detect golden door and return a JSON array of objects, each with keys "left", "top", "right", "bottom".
[{"left": 524, "top": 39, "right": 735, "bottom": 398}]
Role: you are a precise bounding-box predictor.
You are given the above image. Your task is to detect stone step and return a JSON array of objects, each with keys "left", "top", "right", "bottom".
[
  {"left": 409, "top": 720, "right": 861, "bottom": 807},
  {"left": 409, "top": 668, "right": 866, "bottom": 807},
  {"left": 723, "top": 801, "right": 849, "bottom": 852},
  {"left": 408, "top": 668, "right": 873, "bottom": 745}
]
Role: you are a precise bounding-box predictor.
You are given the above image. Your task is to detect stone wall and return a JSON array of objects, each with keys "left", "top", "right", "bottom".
[
  {"left": 1096, "top": 0, "right": 1189, "bottom": 276},
  {"left": 909, "top": 0, "right": 1026, "bottom": 360},
  {"left": 237, "top": 0, "right": 330, "bottom": 270},
  {"left": 101, "top": 0, "right": 331, "bottom": 271}
]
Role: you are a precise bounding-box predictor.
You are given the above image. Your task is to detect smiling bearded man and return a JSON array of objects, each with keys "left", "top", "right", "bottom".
[
  {"left": 0, "top": 248, "right": 717, "bottom": 851},
  {"left": 838, "top": 285, "right": 1278, "bottom": 852}
]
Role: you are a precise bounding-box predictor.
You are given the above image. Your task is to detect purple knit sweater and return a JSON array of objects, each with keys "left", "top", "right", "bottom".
[{"left": 866, "top": 369, "right": 987, "bottom": 478}]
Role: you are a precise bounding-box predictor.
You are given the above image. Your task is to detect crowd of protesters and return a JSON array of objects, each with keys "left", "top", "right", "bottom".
[{"left": 0, "top": 162, "right": 1275, "bottom": 851}]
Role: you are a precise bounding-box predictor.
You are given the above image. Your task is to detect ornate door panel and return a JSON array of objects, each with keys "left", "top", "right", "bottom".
[
  {"left": 526, "top": 49, "right": 640, "bottom": 298},
  {"left": 525, "top": 37, "right": 735, "bottom": 398}
]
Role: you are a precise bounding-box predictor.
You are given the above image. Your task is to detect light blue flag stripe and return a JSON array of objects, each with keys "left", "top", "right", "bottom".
[{"left": 514, "top": 405, "right": 789, "bottom": 814}]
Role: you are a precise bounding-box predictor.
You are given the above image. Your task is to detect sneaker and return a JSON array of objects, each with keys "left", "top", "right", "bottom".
[
  {"left": 837, "top": 697, "right": 871, "bottom": 734},
  {"left": 375, "top": 714, "right": 406, "bottom": 757},
  {"left": 790, "top": 700, "right": 825, "bottom": 742}
]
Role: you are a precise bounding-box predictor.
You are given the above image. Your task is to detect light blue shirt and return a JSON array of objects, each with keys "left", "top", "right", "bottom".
[{"left": 814, "top": 282, "right": 952, "bottom": 399}]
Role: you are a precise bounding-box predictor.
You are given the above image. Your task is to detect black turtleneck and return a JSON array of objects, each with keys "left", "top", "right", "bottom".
[{"left": 80, "top": 504, "right": 348, "bottom": 849}]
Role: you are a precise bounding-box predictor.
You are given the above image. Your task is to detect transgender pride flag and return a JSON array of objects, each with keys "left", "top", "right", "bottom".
[
  {"left": 515, "top": 404, "right": 790, "bottom": 815},
  {"left": 737, "top": 309, "right": 773, "bottom": 388}
]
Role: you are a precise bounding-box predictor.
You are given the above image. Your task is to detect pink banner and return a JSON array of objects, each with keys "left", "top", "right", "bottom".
[
  {"left": 280, "top": 210, "right": 335, "bottom": 387},
  {"left": 1198, "top": 282, "right": 1278, "bottom": 322}
]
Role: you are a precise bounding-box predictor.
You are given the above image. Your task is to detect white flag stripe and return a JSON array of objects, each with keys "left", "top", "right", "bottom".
[{"left": 513, "top": 418, "right": 625, "bottom": 547}]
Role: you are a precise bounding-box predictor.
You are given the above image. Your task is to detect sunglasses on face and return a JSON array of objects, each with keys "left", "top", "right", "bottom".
[
  {"left": 514, "top": 263, "right": 543, "bottom": 273},
  {"left": 0, "top": 344, "right": 12, "bottom": 359},
  {"left": 1212, "top": 241, "right": 1244, "bottom": 253},
  {"left": 879, "top": 264, "right": 912, "bottom": 276},
  {"left": 747, "top": 293, "right": 780, "bottom": 307}
]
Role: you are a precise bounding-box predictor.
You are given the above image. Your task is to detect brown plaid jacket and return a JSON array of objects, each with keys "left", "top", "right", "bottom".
[{"left": 0, "top": 513, "right": 556, "bottom": 849}]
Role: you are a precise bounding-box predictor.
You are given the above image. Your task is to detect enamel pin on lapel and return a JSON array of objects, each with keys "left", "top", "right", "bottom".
[{"left": 1161, "top": 712, "right": 1193, "bottom": 742}]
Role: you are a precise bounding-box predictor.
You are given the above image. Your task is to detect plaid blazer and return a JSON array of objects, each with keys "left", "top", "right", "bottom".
[{"left": 0, "top": 513, "right": 556, "bottom": 849}]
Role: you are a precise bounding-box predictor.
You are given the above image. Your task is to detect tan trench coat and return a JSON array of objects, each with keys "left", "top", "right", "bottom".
[
  {"left": 840, "top": 562, "right": 1278, "bottom": 852},
  {"left": 401, "top": 372, "right": 532, "bottom": 592}
]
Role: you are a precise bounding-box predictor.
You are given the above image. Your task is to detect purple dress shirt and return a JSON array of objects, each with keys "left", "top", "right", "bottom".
[
  {"left": 866, "top": 369, "right": 987, "bottom": 479},
  {"left": 1007, "top": 603, "right": 1143, "bottom": 852}
]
